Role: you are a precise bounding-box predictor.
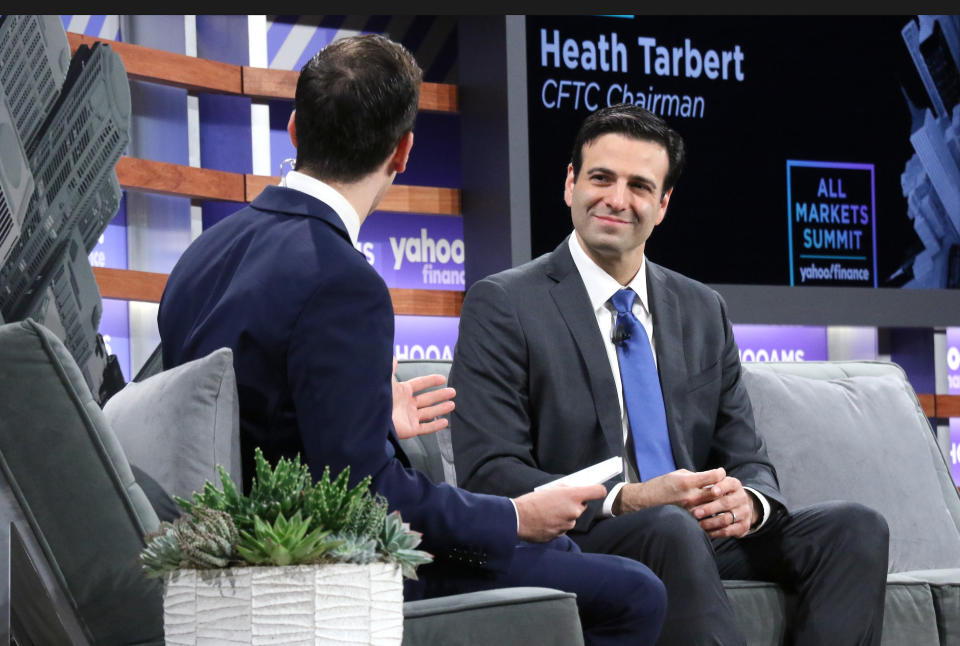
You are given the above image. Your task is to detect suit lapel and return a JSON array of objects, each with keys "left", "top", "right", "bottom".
[
  {"left": 546, "top": 240, "right": 624, "bottom": 457},
  {"left": 646, "top": 261, "right": 695, "bottom": 469}
]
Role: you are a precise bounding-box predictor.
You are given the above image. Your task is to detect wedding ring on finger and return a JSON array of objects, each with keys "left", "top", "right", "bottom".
[{"left": 728, "top": 510, "right": 737, "bottom": 525}]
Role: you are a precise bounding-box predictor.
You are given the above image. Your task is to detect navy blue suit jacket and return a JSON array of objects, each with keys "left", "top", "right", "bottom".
[{"left": 158, "top": 186, "right": 517, "bottom": 590}]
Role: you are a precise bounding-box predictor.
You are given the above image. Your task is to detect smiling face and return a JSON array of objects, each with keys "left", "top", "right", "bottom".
[{"left": 565, "top": 133, "right": 673, "bottom": 284}]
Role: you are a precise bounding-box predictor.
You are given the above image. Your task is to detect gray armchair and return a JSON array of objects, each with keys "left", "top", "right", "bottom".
[
  {"left": 0, "top": 325, "right": 585, "bottom": 646},
  {"left": 0, "top": 319, "right": 163, "bottom": 645}
]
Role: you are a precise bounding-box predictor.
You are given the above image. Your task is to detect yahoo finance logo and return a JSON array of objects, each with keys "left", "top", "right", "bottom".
[
  {"left": 786, "top": 160, "right": 877, "bottom": 287},
  {"left": 359, "top": 213, "right": 465, "bottom": 291}
]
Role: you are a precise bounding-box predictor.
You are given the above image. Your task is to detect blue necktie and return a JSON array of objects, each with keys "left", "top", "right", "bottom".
[{"left": 610, "top": 288, "right": 676, "bottom": 481}]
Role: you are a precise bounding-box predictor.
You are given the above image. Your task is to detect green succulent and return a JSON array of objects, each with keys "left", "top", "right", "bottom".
[
  {"left": 378, "top": 511, "right": 433, "bottom": 581},
  {"left": 139, "top": 507, "right": 240, "bottom": 577},
  {"left": 139, "top": 522, "right": 184, "bottom": 578},
  {"left": 143, "top": 448, "right": 434, "bottom": 579},
  {"left": 341, "top": 491, "right": 390, "bottom": 539},
  {"left": 179, "top": 507, "right": 239, "bottom": 569},
  {"left": 236, "top": 511, "right": 343, "bottom": 566},
  {"left": 327, "top": 533, "right": 379, "bottom": 564},
  {"left": 177, "top": 449, "right": 314, "bottom": 534}
]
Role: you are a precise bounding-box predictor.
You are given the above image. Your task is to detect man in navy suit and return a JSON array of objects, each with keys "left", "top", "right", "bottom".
[{"left": 158, "top": 34, "right": 666, "bottom": 645}]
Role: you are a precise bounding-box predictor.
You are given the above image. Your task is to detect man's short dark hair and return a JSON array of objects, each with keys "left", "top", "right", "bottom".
[
  {"left": 294, "top": 34, "right": 423, "bottom": 183},
  {"left": 571, "top": 104, "right": 686, "bottom": 195}
]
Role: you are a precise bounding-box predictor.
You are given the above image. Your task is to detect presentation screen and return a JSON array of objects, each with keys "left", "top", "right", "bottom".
[{"left": 525, "top": 15, "right": 960, "bottom": 290}]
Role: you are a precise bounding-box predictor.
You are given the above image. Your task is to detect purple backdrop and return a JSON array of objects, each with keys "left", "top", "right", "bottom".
[
  {"left": 394, "top": 315, "right": 459, "bottom": 361},
  {"left": 89, "top": 206, "right": 131, "bottom": 380},
  {"left": 951, "top": 418, "right": 960, "bottom": 487},
  {"left": 731, "top": 324, "right": 828, "bottom": 363},
  {"left": 948, "top": 328, "right": 960, "bottom": 485},
  {"left": 949, "top": 328, "right": 960, "bottom": 395}
]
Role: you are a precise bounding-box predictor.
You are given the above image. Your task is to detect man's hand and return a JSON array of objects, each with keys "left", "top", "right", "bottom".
[
  {"left": 391, "top": 357, "right": 456, "bottom": 439},
  {"left": 690, "top": 476, "right": 757, "bottom": 539},
  {"left": 613, "top": 468, "right": 726, "bottom": 515},
  {"left": 513, "top": 484, "right": 607, "bottom": 543}
]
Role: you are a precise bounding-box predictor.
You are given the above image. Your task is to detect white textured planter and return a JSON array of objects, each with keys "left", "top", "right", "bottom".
[{"left": 163, "top": 562, "right": 403, "bottom": 645}]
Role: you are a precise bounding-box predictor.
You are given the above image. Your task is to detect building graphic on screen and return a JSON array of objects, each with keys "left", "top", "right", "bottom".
[
  {"left": 899, "top": 15, "right": 960, "bottom": 289},
  {"left": 0, "top": 14, "right": 130, "bottom": 397}
]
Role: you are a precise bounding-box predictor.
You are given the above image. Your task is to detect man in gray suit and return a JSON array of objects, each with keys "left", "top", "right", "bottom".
[{"left": 449, "top": 104, "right": 890, "bottom": 645}]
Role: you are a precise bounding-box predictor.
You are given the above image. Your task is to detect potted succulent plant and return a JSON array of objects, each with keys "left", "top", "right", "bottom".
[{"left": 140, "top": 448, "right": 432, "bottom": 646}]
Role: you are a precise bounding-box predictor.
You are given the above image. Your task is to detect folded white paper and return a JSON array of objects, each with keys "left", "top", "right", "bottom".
[{"left": 534, "top": 456, "right": 623, "bottom": 491}]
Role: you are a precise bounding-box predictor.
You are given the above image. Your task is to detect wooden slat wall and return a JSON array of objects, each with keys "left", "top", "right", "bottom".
[
  {"left": 67, "top": 33, "right": 456, "bottom": 111},
  {"left": 70, "top": 30, "right": 462, "bottom": 318},
  {"left": 94, "top": 267, "right": 463, "bottom": 317}
]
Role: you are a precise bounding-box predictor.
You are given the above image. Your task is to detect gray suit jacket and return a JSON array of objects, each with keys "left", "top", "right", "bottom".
[{"left": 450, "top": 236, "right": 785, "bottom": 531}]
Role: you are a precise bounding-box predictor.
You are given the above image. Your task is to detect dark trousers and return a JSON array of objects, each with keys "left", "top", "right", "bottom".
[
  {"left": 410, "top": 535, "right": 668, "bottom": 646},
  {"left": 571, "top": 501, "right": 889, "bottom": 646}
]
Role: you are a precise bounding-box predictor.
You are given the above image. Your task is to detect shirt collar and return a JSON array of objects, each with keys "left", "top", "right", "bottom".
[
  {"left": 567, "top": 233, "right": 649, "bottom": 316},
  {"left": 281, "top": 170, "right": 361, "bottom": 245}
]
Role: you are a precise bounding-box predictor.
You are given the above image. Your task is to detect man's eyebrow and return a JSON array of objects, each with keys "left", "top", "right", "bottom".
[{"left": 586, "top": 166, "right": 657, "bottom": 188}]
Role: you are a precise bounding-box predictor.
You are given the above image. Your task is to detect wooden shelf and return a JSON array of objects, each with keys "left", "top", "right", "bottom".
[
  {"left": 389, "top": 289, "right": 464, "bottom": 317},
  {"left": 918, "top": 394, "right": 960, "bottom": 420},
  {"left": 919, "top": 394, "right": 936, "bottom": 417},
  {"left": 67, "top": 33, "right": 241, "bottom": 94},
  {"left": 241, "top": 66, "right": 297, "bottom": 101},
  {"left": 934, "top": 395, "right": 960, "bottom": 419},
  {"left": 94, "top": 267, "right": 463, "bottom": 316},
  {"left": 417, "top": 82, "right": 458, "bottom": 113},
  {"left": 244, "top": 174, "right": 460, "bottom": 215},
  {"left": 112, "top": 158, "right": 460, "bottom": 214},
  {"left": 67, "top": 32, "right": 456, "bottom": 112},
  {"left": 380, "top": 185, "right": 460, "bottom": 215},
  {"left": 93, "top": 267, "right": 168, "bottom": 303},
  {"left": 117, "top": 157, "right": 246, "bottom": 202}
]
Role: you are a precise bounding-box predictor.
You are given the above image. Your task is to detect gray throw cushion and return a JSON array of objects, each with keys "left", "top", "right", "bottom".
[
  {"left": 104, "top": 346, "right": 241, "bottom": 501},
  {"left": 742, "top": 369, "right": 960, "bottom": 572}
]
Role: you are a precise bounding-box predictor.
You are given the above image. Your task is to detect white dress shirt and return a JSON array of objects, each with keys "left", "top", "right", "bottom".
[
  {"left": 567, "top": 234, "right": 769, "bottom": 531},
  {"left": 281, "top": 170, "right": 361, "bottom": 246}
]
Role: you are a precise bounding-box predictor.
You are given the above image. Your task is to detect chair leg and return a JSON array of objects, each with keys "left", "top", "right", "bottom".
[{"left": 0, "top": 469, "right": 90, "bottom": 646}]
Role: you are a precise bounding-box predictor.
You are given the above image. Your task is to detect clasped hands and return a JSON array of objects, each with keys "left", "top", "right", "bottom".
[{"left": 614, "top": 468, "right": 760, "bottom": 539}]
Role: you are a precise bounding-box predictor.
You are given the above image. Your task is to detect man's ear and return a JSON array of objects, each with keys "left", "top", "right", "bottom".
[
  {"left": 656, "top": 187, "right": 673, "bottom": 225},
  {"left": 563, "top": 163, "right": 576, "bottom": 207},
  {"left": 391, "top": 131, "right": 414, "bottom": 174},
  {"left": 287, "top": 110, "right": 297, "bottom": 149}
]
